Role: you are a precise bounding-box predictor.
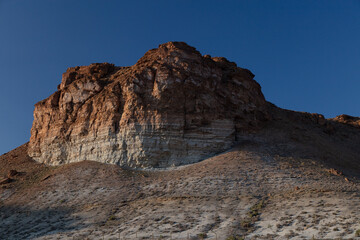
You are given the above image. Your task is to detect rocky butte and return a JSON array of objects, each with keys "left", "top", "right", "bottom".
[
  {"left": 3, "top": 42, "right": 359, "bottom": 240},
  {"left": 28, "top": 42, "right": 270, "bottom": 168}
]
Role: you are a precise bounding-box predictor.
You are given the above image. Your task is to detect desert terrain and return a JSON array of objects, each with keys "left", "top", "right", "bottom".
[{"left": 1, "top": 105, "right": 360, "bottom": 239}]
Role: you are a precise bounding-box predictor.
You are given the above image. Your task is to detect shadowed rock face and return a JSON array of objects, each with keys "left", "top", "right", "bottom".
[{"left": 28, "top": 42, "right": 269, "bottom": 168}]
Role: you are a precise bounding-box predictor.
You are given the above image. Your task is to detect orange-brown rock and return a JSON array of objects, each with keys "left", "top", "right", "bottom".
[
  {"left": 0, "top": 178, "right": 12, "bottom": 185},
  {"left": 28, "top": 42, "right": 269, "bottom": 168},
  {"left": 7, "top": 170, "right": 19, "bottom": 178},
  {"left": 331, "top": 114, "right": 360, "bottom": 128}
]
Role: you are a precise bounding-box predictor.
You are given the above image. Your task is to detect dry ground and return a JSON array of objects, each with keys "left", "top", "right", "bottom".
[
  {"left": 1, "top": 112, "right": 360, "bottom": 239},
  {"left": 1, "top": 142, "right": 359, "bottom": 239}
]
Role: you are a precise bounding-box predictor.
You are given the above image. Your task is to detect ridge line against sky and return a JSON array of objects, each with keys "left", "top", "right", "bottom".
[{"left": 0, "top": 0, "right": 359, "bottom": 154}]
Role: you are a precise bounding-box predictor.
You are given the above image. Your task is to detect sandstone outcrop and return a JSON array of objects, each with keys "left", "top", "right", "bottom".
[
  {"left": 331, "top": 114, "right": 360, "bottom": 128},
  {"left": 28, "top": 42, "right": 269, "bottom": 168}
]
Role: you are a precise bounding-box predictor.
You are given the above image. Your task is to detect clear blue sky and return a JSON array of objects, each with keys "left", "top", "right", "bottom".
[{"left": 0, "top": 0, "right": 359, "bottom": 154}]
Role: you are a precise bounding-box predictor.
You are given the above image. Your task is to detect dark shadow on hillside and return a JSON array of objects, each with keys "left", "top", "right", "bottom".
[
  {"left": 233, "top": 122, "right": 360, "bottom": 181},
  {"left": 0, "top": 204, "right": 88, "bottom": 240}
]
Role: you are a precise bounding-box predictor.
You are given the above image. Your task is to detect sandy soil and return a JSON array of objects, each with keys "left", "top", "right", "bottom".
[{"left": 1, "top": 136, "right": 359, "bottom": 239}]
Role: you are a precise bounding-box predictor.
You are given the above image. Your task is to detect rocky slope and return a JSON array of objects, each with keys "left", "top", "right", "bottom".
[
  {"left": 28, "top": 42, "right": 269, "bottom": 168},
  {"left": 331, "top": 114, "right": 360, "bottom": 128},
  {"left": 1, "top": 42, "right": 360, "bottom": 239},
  {"left": 1, "top": 113, "right": 360, "bottom": 239}
]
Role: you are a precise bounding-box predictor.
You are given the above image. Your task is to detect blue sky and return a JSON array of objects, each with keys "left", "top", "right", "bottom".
[{"left": 0, "top": 0, "right": 359, "bottom": 154}]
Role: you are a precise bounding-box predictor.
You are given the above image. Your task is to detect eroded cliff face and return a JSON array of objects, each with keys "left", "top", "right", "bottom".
[
  {"left": 28, "top": 42, "right": 269, "bottom": 168},
  {"left": 331, "top": 114, "right": 360, "bottom": 128}
]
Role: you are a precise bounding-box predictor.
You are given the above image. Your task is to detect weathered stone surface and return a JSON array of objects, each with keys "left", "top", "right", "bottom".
[
  {"left": 331, "top": 114, "right": 360, "bottom": 128},
  {"left": 0, "top": 178, "right": 12, "bottom": 185},
  {"left": 28, "top": 42, "right": 269, "bottom": 168},
  {"left": 7, "top": 170, "right": 19, "bottom": 178}
]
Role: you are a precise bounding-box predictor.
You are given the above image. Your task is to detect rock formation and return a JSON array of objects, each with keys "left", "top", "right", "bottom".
[
  {"left": 28, "top": 42, "right": 269, "bottom": 168},
  {"left": 331, "top": 114, "right": 360, "bottom": 128}
]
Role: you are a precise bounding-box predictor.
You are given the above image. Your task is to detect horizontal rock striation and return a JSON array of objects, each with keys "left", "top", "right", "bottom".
[{"left": 28, "top": 42, "right": 269, "bottom": 168}]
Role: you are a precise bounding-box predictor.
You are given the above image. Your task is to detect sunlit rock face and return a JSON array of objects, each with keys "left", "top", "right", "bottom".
[
  {"left": 28, "top": 42, "right": 269, "bottom": 168},
  {"left": 331, "top": 114, "right": 360, "bottom": 128}
]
